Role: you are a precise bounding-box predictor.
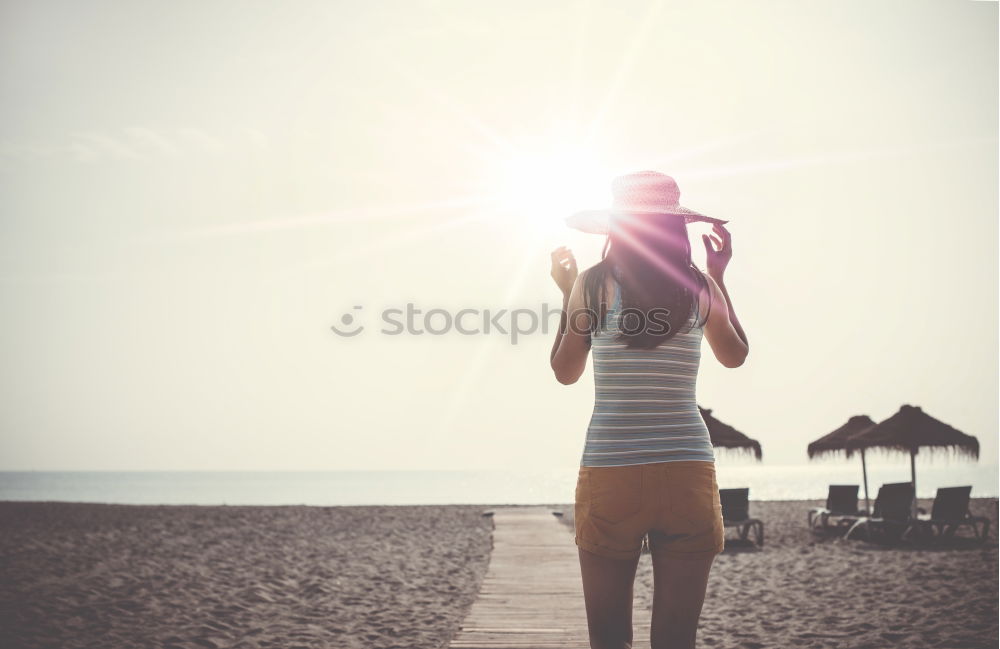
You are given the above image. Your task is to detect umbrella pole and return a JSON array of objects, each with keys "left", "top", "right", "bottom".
[
  {"left": 910, "top": 449, "right": 917, "bottom": 518},
  {"left": 861, "top": 449, "right": 871, "bottom": 515}
]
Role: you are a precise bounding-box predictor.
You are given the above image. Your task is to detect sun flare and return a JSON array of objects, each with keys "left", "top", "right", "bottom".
[{"left": 491, "top": 147, "right": 612, "bottom": 234}]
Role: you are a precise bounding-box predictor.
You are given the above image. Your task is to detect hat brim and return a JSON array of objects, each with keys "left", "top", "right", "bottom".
[{"left": 566, "top": 208, "right": 728, "bottom": 234}]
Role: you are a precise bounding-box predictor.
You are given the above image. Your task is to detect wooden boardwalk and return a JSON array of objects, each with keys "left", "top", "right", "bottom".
[{"left": 449, "top": 506, "right": 652, "bottom": 649}]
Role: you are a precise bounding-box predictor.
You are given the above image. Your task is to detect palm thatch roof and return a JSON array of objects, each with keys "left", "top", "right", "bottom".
[
  {"left": 699, "top": 406, "right": 762, "bottom": 460},
  {"left": 807, "top": 415, "right": 876, "bottom": 459},
  {"left": 843, "top": 405, "right": 979, "bottom": 460}
]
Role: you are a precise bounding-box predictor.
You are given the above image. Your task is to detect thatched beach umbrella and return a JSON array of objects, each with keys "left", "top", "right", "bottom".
[
  {"left": 699, "top": 406, "right": 762, "bottom": 460},
  {"left": 807, "top": 415, "right": 877, "bottom": 514},
  {"left": 845, "top": 405, "right": 979, "bottom": 517}
]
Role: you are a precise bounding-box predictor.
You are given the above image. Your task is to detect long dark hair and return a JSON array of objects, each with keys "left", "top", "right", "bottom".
[{"left": 583, "top": 211, "right": 708, "bottom": 349}]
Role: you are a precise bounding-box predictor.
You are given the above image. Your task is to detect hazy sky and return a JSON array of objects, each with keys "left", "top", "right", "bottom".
[{"left": 1, "top": 0, "right": 997, "bottom": 471}]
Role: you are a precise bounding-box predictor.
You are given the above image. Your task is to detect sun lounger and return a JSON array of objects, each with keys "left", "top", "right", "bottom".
[
  {"left": 719, "top": 487, "right": 764, "bottom": 546},
  {"left": 844, "top": 482, "right": 914, "bottom": 542},
  {"left": 910, "top": 486, "right": 991, "bottom": 542},
  {"left": 808, "top": 484, "right": 866, "bottom": 529}
]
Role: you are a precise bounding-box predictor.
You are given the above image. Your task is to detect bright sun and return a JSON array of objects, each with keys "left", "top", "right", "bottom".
[{"left": 493, "top": 147, "right": 612, "bottom": 234}]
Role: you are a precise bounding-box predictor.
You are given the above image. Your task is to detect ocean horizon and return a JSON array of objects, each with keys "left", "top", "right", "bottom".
[{"left": 1, "top": 463, "right": 996, "bottom": 506}]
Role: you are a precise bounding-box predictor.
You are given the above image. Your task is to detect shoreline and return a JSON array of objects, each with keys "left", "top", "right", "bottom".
[
  {"left": 3, "top": 497, "right": 997, "bottom": 506},
  {"left": 4, "top": 466, "right": 997, "bottom": 506}
]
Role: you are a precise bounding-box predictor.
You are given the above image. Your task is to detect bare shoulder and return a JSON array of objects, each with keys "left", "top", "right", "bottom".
[
  {"left": 697, "top": 267, "right": 721, "bottom": 296},
  {"left": 694, "top": 267, "right": 720, "bottom": 321},
  {"left": 566, "top": 265, "right": 592, "bottom": 310}
]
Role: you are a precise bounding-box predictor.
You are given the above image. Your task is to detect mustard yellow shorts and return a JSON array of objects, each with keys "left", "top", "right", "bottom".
[{"left": 574, "top": 460, "right": 725, "bottom": 561}]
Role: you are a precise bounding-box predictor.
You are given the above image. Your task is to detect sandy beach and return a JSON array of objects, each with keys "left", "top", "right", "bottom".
[
  {"left": 0, "top": 503, "right": 493, "bottom": 649},
  {"left": 0, "top": 499, "right": 996, "bottom": 649},
  {"left": 558, "top": 498, "right": 999, "bottom": 649}
]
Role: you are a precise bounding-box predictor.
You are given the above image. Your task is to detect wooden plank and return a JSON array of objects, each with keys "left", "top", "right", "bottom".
[{"left": 448, "top": 506, "right": 652, "bottom": 649}]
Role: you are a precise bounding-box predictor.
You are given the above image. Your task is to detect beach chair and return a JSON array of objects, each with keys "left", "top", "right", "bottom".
[
  {"left": 844, "top": 482, "right": 914, "bottom": 542},
  {"left": 808, "top": 484, "right": 865, "bottom": 530},
  {"left": 719, "top": 488, "right": 764, "bottom": 546},
  {"left": 911, "top": 486, "right": 991, "bottom": 542}
]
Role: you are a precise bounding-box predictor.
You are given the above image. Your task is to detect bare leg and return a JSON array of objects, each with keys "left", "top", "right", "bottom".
[
  {"left": 649, "top": 553, "right": 715, "bottom": 649},
  {"left": 578, "top": 547, "right": 641, "bottom": 649}
]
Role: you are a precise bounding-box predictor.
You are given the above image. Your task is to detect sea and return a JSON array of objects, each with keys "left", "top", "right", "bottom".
[{"left": 1, "top": 463, "right": 997, "bottom": 506}]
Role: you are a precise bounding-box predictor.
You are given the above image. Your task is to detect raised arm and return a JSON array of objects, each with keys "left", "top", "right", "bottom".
[
  {"left": 700, "top": 224, "right": 748, "bottom": 368},
  {"left": 702, "top": 273, "right": 748, "bottom": 367},
  {"left": 549, "top": 247, "right": 591, "bottom": 385}
]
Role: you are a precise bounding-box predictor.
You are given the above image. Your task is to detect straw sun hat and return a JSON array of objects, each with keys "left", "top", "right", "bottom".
[{"left": 566, "top": 170, "right": 728, "bottom": 234}]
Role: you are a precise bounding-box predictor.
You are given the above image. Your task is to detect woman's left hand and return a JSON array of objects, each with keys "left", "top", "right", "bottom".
[
  {"left": 550, "top": 246, "right": 578, "bottom": 296},
  {"left": 702, "top": 223, "right": 733, "bottom": 279}
]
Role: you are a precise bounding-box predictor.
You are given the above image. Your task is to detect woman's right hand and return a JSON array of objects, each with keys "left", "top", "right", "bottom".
[{"left": 550, "top": 246, "right": 578, "bottom": 297}]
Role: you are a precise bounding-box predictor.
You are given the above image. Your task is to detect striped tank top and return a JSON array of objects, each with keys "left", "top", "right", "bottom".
[{"left": 580, "top": 277, "right": 716, "bottom": 467}]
